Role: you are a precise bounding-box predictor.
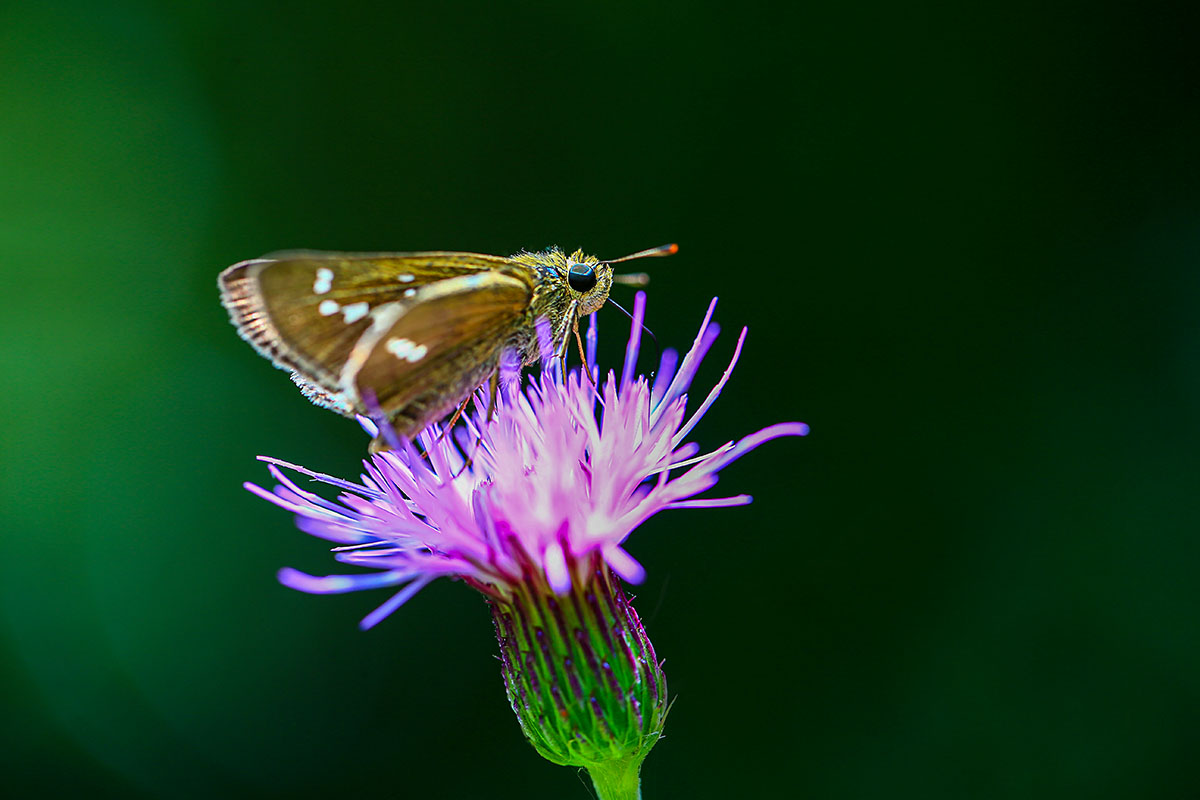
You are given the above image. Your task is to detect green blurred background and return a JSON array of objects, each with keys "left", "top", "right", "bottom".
[{"left": 2, "top": 1, "right": 1197, "bottom": 797}]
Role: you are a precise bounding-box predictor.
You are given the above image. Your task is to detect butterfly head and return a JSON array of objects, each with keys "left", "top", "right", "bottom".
[
  {"left": 565, "top": 250, "right": 614, "bottom": 316},
  {"left": 564, "top": 243, "right": 679, "bottom": 315}
]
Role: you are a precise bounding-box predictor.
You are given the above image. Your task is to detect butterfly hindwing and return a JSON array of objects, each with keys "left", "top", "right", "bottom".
[{"left": 341, "top": 272, "right": 532, "bottom": 431}]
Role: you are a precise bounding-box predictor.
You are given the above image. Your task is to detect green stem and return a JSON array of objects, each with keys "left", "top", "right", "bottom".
[{"left": 587, "top": 758, "right": 643, "bottom": 800}]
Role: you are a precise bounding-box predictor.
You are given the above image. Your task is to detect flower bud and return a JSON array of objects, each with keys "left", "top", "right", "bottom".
[{"left": 491, "top": 558, "right": 667, "bottom": 798}]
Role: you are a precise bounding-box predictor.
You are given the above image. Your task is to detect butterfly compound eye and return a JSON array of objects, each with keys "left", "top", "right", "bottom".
[{"left": 568, "top": 262, "right": 598, "bottom": 292}]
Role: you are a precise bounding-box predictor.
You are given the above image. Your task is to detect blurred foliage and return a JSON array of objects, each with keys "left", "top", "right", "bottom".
[{"left": 2, "top": 0, "right": 1198, "bottom": 797}]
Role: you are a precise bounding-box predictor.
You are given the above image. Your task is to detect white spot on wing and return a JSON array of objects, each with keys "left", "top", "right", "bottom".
[
  {"left": 318, "top": 299, "right": 339, "bottom": 316},
  {"left": 387, "top": 337, "right": 413, "bottom": 359},
  {"left": 313, "top": 267, "right": 334, "bottom": 295},
  {"left": 386, "top": 337, "right": 428, "bottom": 363},
  {"left": 398, "top": 274, "right": 415, "bottom": 283},
  {"left": 404, "top": 288, "right": 416, "bottom": 298},
  {"left": 341, "top": 301, "right": 369, "bottom": 323}
]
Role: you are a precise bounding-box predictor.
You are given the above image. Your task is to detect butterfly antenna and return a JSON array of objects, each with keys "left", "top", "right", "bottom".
[
  {"left": 606, "top": 242, "right": 678, "bottom": 265},
  {"left": 612, "top": 271, "right": 650, "bottom": 287},
  {"left": 606, "top": 297, "right": 661, "bottom": 368}
]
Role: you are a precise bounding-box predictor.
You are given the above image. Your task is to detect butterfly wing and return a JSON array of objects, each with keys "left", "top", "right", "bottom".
[
  {"left": 341, "top": 271, "right": 531, "bottom": 433},
  {"left": 218, "top": 251, "right": 520, "bottom": 414}
]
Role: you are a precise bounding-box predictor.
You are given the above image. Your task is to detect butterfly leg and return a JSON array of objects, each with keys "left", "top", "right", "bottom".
[
  {"left": 549, "top": 300, "right": 581, "bottom": 384},
  {"left": 554, "top": 332, "right": 571, "bottom": 384},
  {"left": 485, "top": 368, "right": 499, "bottom": 424},
  {"left": 442, "top": 393, "right": 474, "bottom": 434},
  {"left": 418, "top": 393, "right": 475, "bottom": 461},
  {"left": 572, "top": 318, "right": 596, "bottom": 388},
  {"left": 452, "top": 370, "right": 499, "bottom": 477}
]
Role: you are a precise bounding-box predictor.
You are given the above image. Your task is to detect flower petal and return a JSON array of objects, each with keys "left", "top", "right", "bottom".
[
  {"left": 360, "top": 576, "right": 434, "bottom": 630},
  {"left": 278, "top": 567, "right": 409, "bottom": 594}
]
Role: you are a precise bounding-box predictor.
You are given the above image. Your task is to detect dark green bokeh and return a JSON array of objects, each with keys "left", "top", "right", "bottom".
[{"left": 3, "top": 1, "right": 1197, "bottom": 797}]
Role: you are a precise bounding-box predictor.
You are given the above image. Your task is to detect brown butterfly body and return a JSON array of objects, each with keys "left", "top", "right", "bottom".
[{"left": 218, "top": 245, "right": 672, "bottom": 444}]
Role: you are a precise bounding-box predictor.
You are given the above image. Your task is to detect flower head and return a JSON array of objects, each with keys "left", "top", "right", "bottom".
[{"left": 248, "top": 294, "right": 807, "bottom": 626}]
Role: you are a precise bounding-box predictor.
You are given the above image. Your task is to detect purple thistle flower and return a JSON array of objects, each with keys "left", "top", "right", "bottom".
[
  {"left": 244, "top": 294, "right": 807, "bottom": 799},
  {"left": 248, "top": 295, "right": 806, "bottom": 621}
]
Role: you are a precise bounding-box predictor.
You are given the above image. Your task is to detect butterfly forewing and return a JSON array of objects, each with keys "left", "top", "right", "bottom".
[
  {"left": 342, "top": 272, "right": 531, "bottom": 432},
  {"left": 219, "top": 251, "right": 518, "bottom": 413}
]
